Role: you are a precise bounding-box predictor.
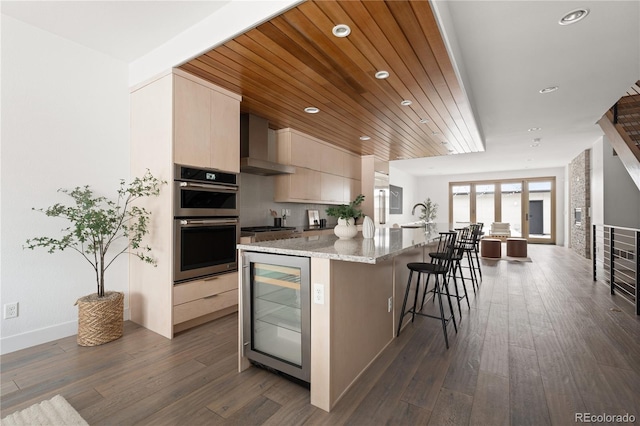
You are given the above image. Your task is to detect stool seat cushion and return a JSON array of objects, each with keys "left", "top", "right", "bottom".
[
  {"left": 407, "top": 262, "right": 448, "bottom": 274},
  {"left": 506, "top": 238, "right": 528, "bottom": 257},
  {"left": 481, "top": 238, "right": 502, "bottom": 258}
]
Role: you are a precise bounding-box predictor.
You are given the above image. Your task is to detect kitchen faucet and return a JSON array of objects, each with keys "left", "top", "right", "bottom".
[{"left": 411, "top": 203, "right": 427, "bottom": 215}]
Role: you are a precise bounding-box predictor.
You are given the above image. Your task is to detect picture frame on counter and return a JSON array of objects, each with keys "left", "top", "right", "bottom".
[{"left": 308, "top": 210, "right": 320, "bottom": 227}]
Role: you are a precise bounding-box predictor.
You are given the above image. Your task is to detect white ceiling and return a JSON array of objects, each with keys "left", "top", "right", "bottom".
[
  {"left": 0, "top": 1, "right": 229, "bottom": 62},
  {"left": 2, "top": 1, "right": 639, "bottom": 177}
]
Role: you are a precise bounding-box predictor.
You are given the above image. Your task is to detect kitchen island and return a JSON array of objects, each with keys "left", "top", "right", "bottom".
[{"left": 237, "top": 226, "right": 443, "bottom": 412}]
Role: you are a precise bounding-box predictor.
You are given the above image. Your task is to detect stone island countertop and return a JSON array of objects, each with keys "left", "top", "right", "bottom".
[{"left": 237, "top": 224, "right": 446, "bottom": 264}]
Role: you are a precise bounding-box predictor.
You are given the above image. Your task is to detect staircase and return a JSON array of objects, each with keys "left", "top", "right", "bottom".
[
  {"left": 614, "top": 81, "right": 640, "bottom": 153},
  {"left": 598, "top": 80, "right": 640, "bottom": 190}
]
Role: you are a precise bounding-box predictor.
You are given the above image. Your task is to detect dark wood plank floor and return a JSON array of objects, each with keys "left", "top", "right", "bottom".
[{"left": 2, "top": 245, "right": 639, "bottom": 425}]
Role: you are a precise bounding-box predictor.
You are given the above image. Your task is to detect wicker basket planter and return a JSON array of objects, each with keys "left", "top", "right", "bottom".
[{"left": 75, "top": 291, "right": 124, "bottom": 346}]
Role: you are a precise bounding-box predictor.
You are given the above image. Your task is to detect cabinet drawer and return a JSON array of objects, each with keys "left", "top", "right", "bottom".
[
  {"left": 173, "top": 289, "right": 238, "bottom": 325},
  {"left": 173, "top": 272, "right": 238, "bottom": 306}
]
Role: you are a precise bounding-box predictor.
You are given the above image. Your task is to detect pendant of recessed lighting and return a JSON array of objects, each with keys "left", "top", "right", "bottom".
[
  {"left": 539, "top": 86, "right": 558, "bottom": 94},
  {"left": 559, "top": 8, "right": 589, "bottom": 25},
  {"left": 332, "top": 24, "right": 351, "bottom": 38}
]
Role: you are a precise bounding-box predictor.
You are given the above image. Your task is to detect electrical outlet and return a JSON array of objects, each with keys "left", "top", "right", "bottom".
[
  {"left": 285, "top": 209, "right": 291, "bottom": 216},
  {"left": 388, "top": 297, "right": 393, "bottom": 313},
  {"left": 313, "top": 283, "right": 324, "bottom": 305},
  {"left": 4, "top": 302, "right": 18, "bottom": 319}
]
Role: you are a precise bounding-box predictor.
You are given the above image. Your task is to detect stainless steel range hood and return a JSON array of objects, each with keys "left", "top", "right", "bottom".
[{"left": 240, "top": 114, "right": 295, "bottom": 176}]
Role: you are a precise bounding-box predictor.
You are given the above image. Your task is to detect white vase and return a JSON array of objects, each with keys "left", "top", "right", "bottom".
[
  {"left": 362, "top": 215, "right": 375, "bottom": 238},
  {"left": 334, "top": 217, "right": 358, "bottom": 239}
]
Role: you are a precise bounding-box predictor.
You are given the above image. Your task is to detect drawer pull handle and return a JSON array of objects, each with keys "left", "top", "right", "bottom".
[
  {"left": 204, "top": 276, "right": 220, "bottom": 282},
  {"left": 203, "top": 294, "right": 219, "bottom": 299}
]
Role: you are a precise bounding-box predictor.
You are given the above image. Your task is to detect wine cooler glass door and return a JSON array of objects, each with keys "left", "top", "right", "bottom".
[
  {"left": 253, "top": 262, "right": 302, "bottom": 365},
  {"left": 244, "top": 253, "right": 310, "bottom": 382}
]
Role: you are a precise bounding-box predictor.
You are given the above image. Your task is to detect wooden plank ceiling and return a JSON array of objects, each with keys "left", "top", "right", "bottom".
[{"left": 180, "top": 0, "right": 484, "bottom": 162}]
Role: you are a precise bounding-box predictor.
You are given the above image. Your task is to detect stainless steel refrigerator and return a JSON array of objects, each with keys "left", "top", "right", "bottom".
[{"left": 374, "top": 171, "right": 389, "bottom": 226}]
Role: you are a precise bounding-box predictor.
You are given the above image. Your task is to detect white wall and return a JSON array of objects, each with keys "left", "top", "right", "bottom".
[
  {"left": 414, "top": 167, "right": 566, "bottom": 245},
  {"left": 388, "top": 165, "right": 420, "bottom": 226},
  {"left": 602, "top": 135, "right": 640, "bottom": 229},
  {"left": 590, "top": 137, "right": 605, "bottom": 226},
  {"left": 1, "top": 16, "right": 130, "bottom": 353}
]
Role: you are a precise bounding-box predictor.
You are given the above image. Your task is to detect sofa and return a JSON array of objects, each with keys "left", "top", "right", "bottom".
[{"left": 488, "top": 222, "right": 511, "bottom": 239}]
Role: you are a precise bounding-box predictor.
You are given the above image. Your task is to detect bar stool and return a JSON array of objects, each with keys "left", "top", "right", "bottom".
[
  {"left": 455, "top": 223, "right": 481, "bottom": 292},
  {"left": 472, "top": 222, "right": 484, "bottom": 280},
  {"left": 397, "top": 231, "right": 458, "bottom": 349},
  {"left": 427, "top": 227, "right": 470, "bottom": 316}
]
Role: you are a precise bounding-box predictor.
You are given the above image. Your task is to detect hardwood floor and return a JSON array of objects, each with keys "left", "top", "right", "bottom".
[{"left": 2, "top": 245, "right": 639, "bottom": 425}]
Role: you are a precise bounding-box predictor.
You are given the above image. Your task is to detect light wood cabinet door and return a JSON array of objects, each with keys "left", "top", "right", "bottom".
[
  {"left": 344, "top": 153, "right": 362, "bottom": 179},
  {"left": 174, "top": 75, "right": 211, "bottom": 168},
  {"left": 344, "top": 178, "right": 361, "bottom": 203},
  {"left": 291, "top": 132, "right": 319, "bottom": 169},
  {"left": 275, "top": 167, "right": 322, "bottom": 202},
  {"left": 210, "top": 90, "right": 240, "bottom": 173},
  {"left": 321, "top": 145, "right": 344, "bottom": 176},
  {"left": 321, "top": 172, "right": 344, "bottom": 203}
]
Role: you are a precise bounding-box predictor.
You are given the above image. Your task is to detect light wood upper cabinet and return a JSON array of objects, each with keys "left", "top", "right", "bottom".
[
  {"left": 275, "top": 128, "right": 361, "bottom": 204},
  {"left": 173, "top": 73, "right": 241, "bottom": 173},
  {"left": 174, "top": 76, "right": 211, "bottom": 169},
  {"left": 210, "top": 89, "right": 240, "bottom": 173},
  {"left": 321, "top": 172, "right": 344, "bottom": 203}
]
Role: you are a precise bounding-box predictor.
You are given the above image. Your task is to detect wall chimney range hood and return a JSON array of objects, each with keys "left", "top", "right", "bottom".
[{"left": 240, "top": 114, "right": 295, "bottom": 176}]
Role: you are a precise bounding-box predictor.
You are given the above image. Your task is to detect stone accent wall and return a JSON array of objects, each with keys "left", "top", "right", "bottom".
[{"left": 569, "top": 149, "right": 591, "bottom": 259}]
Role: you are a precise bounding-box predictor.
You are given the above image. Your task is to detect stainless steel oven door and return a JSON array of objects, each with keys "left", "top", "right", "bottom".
[
  {"left": 174, "top": 218, "right": 239, "bottom": 282},
  {"left": 174, "top": 181, "right": 239, "bottom": 217}
]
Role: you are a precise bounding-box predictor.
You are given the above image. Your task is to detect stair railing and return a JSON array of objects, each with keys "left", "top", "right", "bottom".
[{"left": 593, "top": 224, "right": 639, "bottom": 315}]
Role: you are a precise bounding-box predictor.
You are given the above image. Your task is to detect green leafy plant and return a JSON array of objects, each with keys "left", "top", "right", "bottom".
[
  {"left": 325, "top": 194, "right": 365, "bottom": 224},
  {"left": 419, "top": 198, "right": 438, "bottom": 223},
  {"left": 25, "top": 170, "right": 166, "bottom": 297}
]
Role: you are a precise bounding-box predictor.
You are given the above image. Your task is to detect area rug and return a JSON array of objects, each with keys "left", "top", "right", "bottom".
[
  {"left": 1, "top": 395, "right": 88, "bottom": 426},
  {"left": 482, "top": 256, "right": 532, "bottom": 263}
]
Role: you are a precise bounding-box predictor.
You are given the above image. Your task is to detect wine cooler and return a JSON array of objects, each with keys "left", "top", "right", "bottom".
[{"left": 242, "top": 252, "right": 310, "bottom": 382}]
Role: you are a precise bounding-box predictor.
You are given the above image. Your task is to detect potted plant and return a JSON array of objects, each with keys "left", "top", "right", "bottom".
[
  {"left": 326, "top": 194, "right": 365, "bottom": 239},
  {"left": 419, "top": 198, "right": 439, "bottom": 224},
  {"left": 25, "top": 170, "right": 165, "bottom": 346}
]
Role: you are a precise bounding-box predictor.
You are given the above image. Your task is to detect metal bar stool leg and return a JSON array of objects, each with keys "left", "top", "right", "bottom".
[
  {"left": 397, "top": 270, "right": 414, "bottom": 337},
  {"left": 434, "top": 278, "right": 450, "bottom": 349}
]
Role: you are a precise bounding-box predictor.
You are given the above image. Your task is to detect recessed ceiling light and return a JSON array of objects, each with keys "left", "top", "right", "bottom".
[
  {"left": 431, "top": 131, "right": 440, "bottom": 135},
  {"left": 375, "top": 70, "right": 390, "bottom": 79},
  {"left": 359, "top": 135, "right": 371, "bottom": 141},
  {"left": 400, "top": 100, "right": 412, "bottom": 106},
  {"left": 332, "top": 24, "right": 351, "bottom": 38},
  {"left": 441, "top": 141, "right": 448, "bottom": 145},
  {"left": 396, "top": 156, "right": 406, "bottom": 160},
  {"left": 539, "top": 86, "right": 559, "bottom": 94},
  {"left": 419, "top": 118, "right": 430, "bottom": 123},
  {"left": 532, "top": 138, "right": 541, "bottom": 143},
  {"left": 559, "top": 8, "right": 589, "bottom": 25},
  {"left": 528, "top": 127, "right": 541, "bottom": 132},
  {"left": 304, "top": 107, "right": 320, "bottom": 114}
]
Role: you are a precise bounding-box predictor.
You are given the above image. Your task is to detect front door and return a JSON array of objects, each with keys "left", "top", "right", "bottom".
[{"left": 529, "top": 200, "right": 544, "bottom": 235}]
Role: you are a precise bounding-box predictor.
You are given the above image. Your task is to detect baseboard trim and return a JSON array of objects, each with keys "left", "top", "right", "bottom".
[{"left": 1, "top": 308, "right": 130, "bottom": 355}]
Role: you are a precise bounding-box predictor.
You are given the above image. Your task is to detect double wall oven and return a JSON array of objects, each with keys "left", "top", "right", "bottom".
[{"left": 174, "top": 164, "right": 239, "bottom": 283}]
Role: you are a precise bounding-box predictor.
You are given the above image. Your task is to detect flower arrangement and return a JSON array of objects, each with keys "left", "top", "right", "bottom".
[{"left": 325, "top": 194, "right": 365, "bottom": 224}]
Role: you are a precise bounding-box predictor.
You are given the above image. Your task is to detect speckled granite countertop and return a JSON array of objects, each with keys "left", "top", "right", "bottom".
[{"left": 237, "top": 225, "right": 446, "bottom": 264}]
